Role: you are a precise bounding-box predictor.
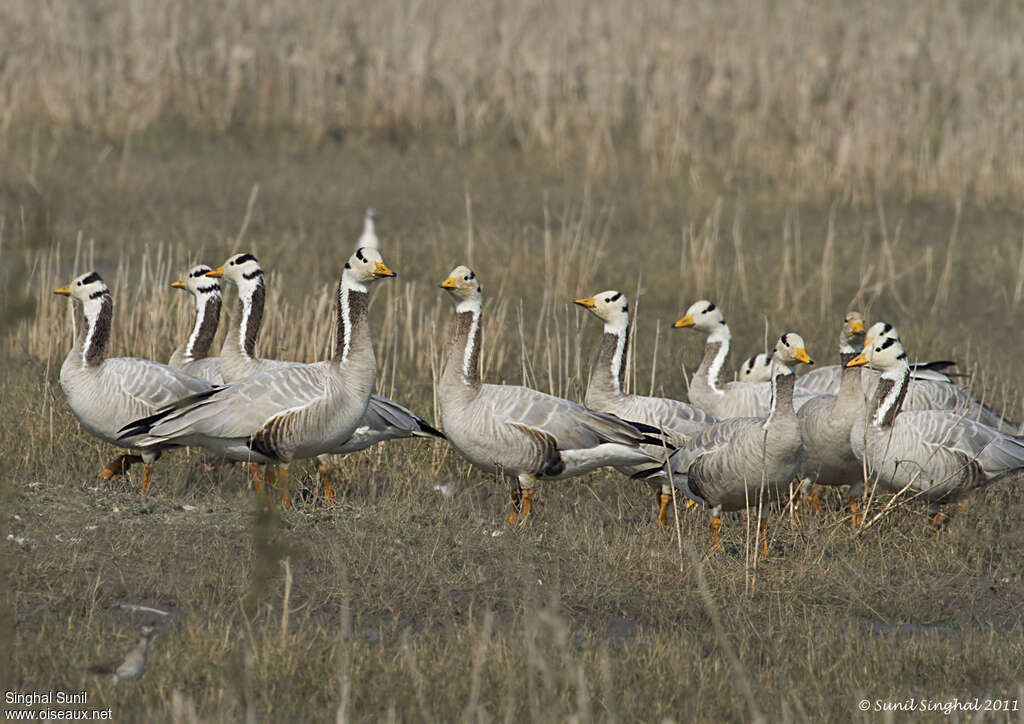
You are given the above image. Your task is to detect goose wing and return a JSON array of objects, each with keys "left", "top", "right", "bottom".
[
  {"left": 795, "top": 365, "right": 841, "bottom": 396},
  {"left": 363, "top": 394, "right": 443, "bottom": 438},
  {"left": 105, "top": 357, "right": 214, "bottom": 410},
  {"left": 899, "top": 412, "right": 1024, "bottom": 477},
  {"left": 618, "top": 395, "right": 717, "bottom": 445},
  {"left": 481, "top": 384, "right": 651, "bottom": 450},
  {"left": 125, "top": 362, "right": 325, "bottom": 442}
]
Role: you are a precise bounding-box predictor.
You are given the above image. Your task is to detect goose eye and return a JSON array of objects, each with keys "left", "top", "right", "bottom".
[{"left": 464, "top": 275, "right": 470, "bottom": 281}]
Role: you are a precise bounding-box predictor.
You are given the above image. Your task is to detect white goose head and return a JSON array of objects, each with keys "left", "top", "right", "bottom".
[
  {"left": 846, "top": 335, "right": 908, "bottom": 379},
  {"left": 54, "top": 271, "right": 111, "bottom": 311},
  {"left": 738, "top": 352, "right": 773, "bottom": 382},
  {"left": 439, "top": 265, "right": 482, "bottom": 313},
  {"left": 574, "top": 290, "right": 629, "bottom": 333},
  {"left": 839, "top": 311, "right": 866, "bottom": 352},
  {"left": 342, "top": 246, "right": 396, "bottom": 291},
  {"left": 172, "top": 264, "right": 221, "bottom": 298},
  {"left": 207, "top": 253, "right": 264, "bottom": 291},
  {"left": 674, "top": 300, "right": 728, "bottom": 341},
  {"left": 773, "top": 332, "right": 814, "bottom": 372},
  {"left": 864, "top": 321, "right": 897, "bottom": 347}
]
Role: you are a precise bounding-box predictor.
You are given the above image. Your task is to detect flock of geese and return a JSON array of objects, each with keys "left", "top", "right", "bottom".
[{"left": 54, "top": 211, "right": 1024, "bottom": 549}]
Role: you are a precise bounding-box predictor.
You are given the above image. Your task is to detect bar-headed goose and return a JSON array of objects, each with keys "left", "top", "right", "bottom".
[
  {"left": 437, "top": 267, "right": 662, "bottom": 524},
  {"left": 638, "top": 333, "right": 813, "bottom": 550},
  {"left": 738, "top": 353, "right": 773, "bottom": 383},
  {"left": 168, "top": 264, "right": 224, "bottom": 384},
  {"left": 119, "top": 249, "right": 397, "bottom": 506},
  {"left": 208, "top": 251, "right": 442, "bottom": 498},
  {"left": 56, "top": 272, "right": 215, "bottom": 491},
  {"left": 864, "top": 322, "right": 1018, "bottom": 434},
  {"left": 575, "top": 290, "right": 717, "bottom": 525},
  {"left": 847, "top": 337, "right": 1024, "bottom": 514},
  {"left": 674, "top": 300, "right": 814, "bottom": 418}
]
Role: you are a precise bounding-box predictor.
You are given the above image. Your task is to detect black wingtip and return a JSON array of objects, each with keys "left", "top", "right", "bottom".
[
  {"left": 417, "top": 420, "right": 446, "bottom": 439},
  {"left": 630, "top": 466, "right": 665, "bottom": 480}
]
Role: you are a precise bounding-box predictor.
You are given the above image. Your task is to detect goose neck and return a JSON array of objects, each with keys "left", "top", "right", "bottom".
[
  {"left": 591, "top": 320, "right": 629, "bottom": 399},
  {"left": 837, "top": 351, "right": 862, "bottom": 402},
  {"left": 871, "top": 365, "right": 910, "bottom": 428},
  {"left": 185, "top": 292, "right": 222, "bottom": 360},
  {"left": 80, "top": 294, "right": 113, "bottom": 367},
  {"left": 445, "top": 303, "right": 482, "bottom": 389},
  {"left": 763, "top": 364, "right": 795, "bottom": 429},
  {"left": 234, "top": 278, "right": 265, "bottom": 359},
  {"left": 332, "top": 280, "right": 370, "bottom": 364},
  {"left": 702, "top": 326, "right": 731, "bottom": 394}
]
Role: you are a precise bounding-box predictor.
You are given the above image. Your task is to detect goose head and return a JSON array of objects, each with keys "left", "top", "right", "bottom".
[
  {"left": 55, "top": 271, "right": 111, "bottom": 312},
  {"left": 207, "top": 253, "right": 263, "bottom": 290},
  {"left": 574, "top": 290, "right": 629, "bottom": 333},
  {"left": 839, "top": 311, "right": 866, "bottom": 351},
  {"left": 439, "top": 265, "right": 482, "bottom": 313},
  {"left": 864, "top": 321, "right": 897, "bottom": 347},
  {"left": 738, "top": 352, "right": 773, "bottom": 382},
  {"left": 772, "top": 332, "right": 814, "bottom": 372},
  {"left": 674, "top": 300, "right": 728, "bottom": 342},
  {"left": 342, "top": 247, "right": 396, "bottom": 291},
  {"left": 172, "top": 264, "right": 221, "bottom": 297},
  {"left": 846, "top": 336, "right": 908, "bottom": 379}
]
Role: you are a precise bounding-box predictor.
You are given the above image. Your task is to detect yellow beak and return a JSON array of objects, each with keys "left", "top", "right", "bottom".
[
  {"left": 673, "top": 313, "right": 695, "bottom": 328},
  {"left": 849, "top": 320, "right": 864, "bottom": 334},
  {"left": 205, "top": 266, "right": 224, "bottom": 279},
  {"left": 54, "top": 284, "right": 71, "bottom": 296},
  {"left": 171, "top": 279, "right": 186, "bottom": 289},
  {"left": 846, "top": 351, "right": 869, "bottom": 367},
  {"left": 794, "top": 348, "right": 813, "bottom": 364},
  {"left": 372, "top": 261, "right": 397, "bottom": 278},
  {"left": 439, "top": 277, "right": 457, "bottom": 289},
  {"left": 574, "top": 297, "right": 596, "bottom": 309}
]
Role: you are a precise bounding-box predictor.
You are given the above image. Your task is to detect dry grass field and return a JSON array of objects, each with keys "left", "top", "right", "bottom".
[{"left": 3, "top": 1, "right": 1024, "bottom": 722}]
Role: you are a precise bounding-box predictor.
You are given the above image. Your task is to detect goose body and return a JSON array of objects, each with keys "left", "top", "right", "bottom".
[
  {"left": 437, "top": 267, "right": 659, "bottom": 523},
  {"left": 675, "top": 301, "right": 814, "bottom": 418},
  {"left": 56, "top": 272, "right": 215, "bottom": 489},
  {"left": 121, "top": 249, "right": 396, "bottom": 473},
  {"left": 641, "top": 334, "right": 813, "bottom": 548},
  {"left": 168, "top": 264, "right": 224, "bottom": 384},
  {"left": 848, "top": 337, "right": 1024, "bottom": 504}
]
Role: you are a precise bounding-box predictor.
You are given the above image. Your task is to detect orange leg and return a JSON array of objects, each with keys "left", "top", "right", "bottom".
[
  {"left": 520, "top": 488, "right": 533, "bottom": 522},
  {"left": 319, "top": 461, "right": 335, "bottom": 501},
  {"left": 507, "top": 483, "right": 523, "bottom": 526},
  {"left": 657, "top": 493, "right": 671, "bottom": 527},
  {"left": 276, "top": 467, "right": 292, "bottom": 509},
  {"left": 684, "top": 498, "right": 696, "bottom": 510},
  {"left": 757, "top": 518, "right": 769, "bottom": 556},
  {"left": 248, "top": 463, "right": 263, "bottom": 493},
  {"left": 140, "top": 463, "right": 154, "bottom": 494},
  {"left": 809, "top": 486, "right": 823, "bottom": 515},
  {"left": 98, "top": 454, "right": 143, "bottom": 480},
  {"left": 710, "top": 516, "right": 723, "bottom": 552},
  {"left": 849, "top": 498, "right": 862, "bottom": 529}
]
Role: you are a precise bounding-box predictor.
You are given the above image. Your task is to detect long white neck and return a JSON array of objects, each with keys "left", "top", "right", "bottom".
[{"left": 703, "top": 323, "right": 731, "bottom": 394}]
